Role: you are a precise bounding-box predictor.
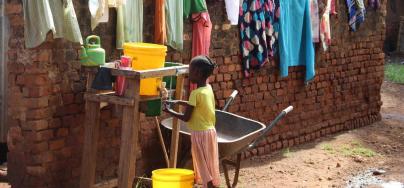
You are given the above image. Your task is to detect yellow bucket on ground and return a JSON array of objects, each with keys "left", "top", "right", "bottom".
[
  {"left": 152, "top": 168, "right": 194, "bottom": 188},
  {"left": 123, "top": 43, "right": 167, "bottom": 96}
]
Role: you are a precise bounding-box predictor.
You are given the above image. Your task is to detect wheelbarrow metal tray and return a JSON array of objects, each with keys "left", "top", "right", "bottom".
[{"left": 160, "top": 110, "right": 266, "bottom": 158}]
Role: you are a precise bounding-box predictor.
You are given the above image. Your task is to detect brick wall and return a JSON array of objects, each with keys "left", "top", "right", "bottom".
[{"left": 5, "top": 0, "right": 386, "bottom": 187}]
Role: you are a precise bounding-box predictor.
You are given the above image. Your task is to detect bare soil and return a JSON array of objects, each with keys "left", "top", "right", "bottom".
[{"left": 220, "top": 81, "right": 404, "bottom": 188}]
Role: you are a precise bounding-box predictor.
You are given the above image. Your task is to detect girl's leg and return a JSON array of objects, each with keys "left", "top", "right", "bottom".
[{"left": 191, "top": 130, "right": 220, "bottom": 188}]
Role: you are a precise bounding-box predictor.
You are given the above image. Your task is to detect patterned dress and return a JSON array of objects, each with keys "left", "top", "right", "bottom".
[
  {"left": 346, "top": 0, "right": 366, "bottom": 31},
  {"left": 239, "top": 0, "right": 279, "bottom": 77}
]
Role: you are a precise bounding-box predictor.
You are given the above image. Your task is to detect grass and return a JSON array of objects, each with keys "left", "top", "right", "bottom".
[
  {"left": 282, "top": 148, "right": 293, "bottom": 157},
  {"left": 321, "top": 143, "right": 336, "bottom": 154},
  {"left": 321, "top": 141, "right": 376, "bottom": 158},
  {"left": 385, "top": 63, "right": 404, "bottom": 84}
]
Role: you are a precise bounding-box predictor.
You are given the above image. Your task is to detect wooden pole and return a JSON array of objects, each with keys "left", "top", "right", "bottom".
[
  {"left": 118, "top": 78, "right": 141, "bottom": 188},
  {"left": 169, "top": 75, "right": 185, "bottom": 168},
  {"left": 154, "top": 117, "right": 169, "bottom": 167}
]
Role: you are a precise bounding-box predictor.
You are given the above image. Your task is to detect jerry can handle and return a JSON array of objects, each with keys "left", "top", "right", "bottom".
[{"left": 85, "top": 35, "right": 101, "bottom": 45}]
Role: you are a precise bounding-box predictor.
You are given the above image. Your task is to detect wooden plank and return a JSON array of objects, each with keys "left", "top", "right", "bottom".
[
  {"left": 110, "top": 65, "right": 189, "bottom": 79},
  {"left": 79, "top": 101, "right": 101, "bottom": 188},
  {"left": 94, "top": 179, "right": 118, "bottom": 188},
  {"left": 84, "top": 93, "right": 134, "bottom": 106},
  {"left": 118, "top": 78, "right": 141, "bottom": 188},
  {"left": 169, "top": 75, "right": 185, "bottom": 168},
  {"left": 137, "top": 65, "right": 189, "bottom": 79}
]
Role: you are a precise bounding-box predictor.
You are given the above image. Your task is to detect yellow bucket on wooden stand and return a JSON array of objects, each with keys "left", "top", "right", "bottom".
[
  {"left": 123, "top": 43, "right": 167, "bottom": 96},
  {"left": 152, "top": 168, "right": 194, "bottom": 188}
]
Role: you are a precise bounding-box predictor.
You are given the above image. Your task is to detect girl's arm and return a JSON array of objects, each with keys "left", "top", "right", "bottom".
[{"left": 164, "top": 103, "right": 194, "bottom": 122}]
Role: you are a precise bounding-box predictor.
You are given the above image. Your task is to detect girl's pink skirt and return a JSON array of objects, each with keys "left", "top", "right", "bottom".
[{"left": 191, "top": 129, "right": 220, "bottom": 188}]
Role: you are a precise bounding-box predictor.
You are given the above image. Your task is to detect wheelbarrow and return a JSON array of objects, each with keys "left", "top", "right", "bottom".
[{"left": 161, "top": 90, "right": 293, "bottom": 188}]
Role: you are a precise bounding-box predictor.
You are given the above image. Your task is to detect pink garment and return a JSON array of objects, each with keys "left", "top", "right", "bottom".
[
  {"left": 191, "top": 129, "right": 220, "bottom": 188},
  {"left": 331, "top": 0, "right": 337, "bottom": 15},
  {"left": 190, "top": 12, "right": 212, "bottom": 91}
]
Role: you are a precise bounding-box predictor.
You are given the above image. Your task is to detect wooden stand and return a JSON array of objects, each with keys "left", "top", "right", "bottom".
[{"left": 79, "top": 64, "right": 188, "bottom": 188}]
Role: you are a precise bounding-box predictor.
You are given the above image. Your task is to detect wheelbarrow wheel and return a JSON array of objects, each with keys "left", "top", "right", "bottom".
[{"left": 221, "top": 153, "right": 242, "bottom": 188}]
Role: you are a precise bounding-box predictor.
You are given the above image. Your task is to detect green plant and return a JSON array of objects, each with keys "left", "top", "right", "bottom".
[
  {"left": 321, "top": 143, "right": 335, "bottom": 154},
  {"left": 282, "top": 148, "right": 292, "bottom": 157},
  {"left": 340, "top": 142, "right": 376, "bottom": 157},
  {"left": 385, "top": 64, "right": 404, "bottom": 84}
]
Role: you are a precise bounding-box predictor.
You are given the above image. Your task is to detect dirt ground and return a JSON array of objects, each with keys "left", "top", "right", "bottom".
[{"left": 220, "top": 81, "right": 404, "bottom": 188}]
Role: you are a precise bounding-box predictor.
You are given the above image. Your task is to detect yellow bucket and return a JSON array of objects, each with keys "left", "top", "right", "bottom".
[
  {"left": 123, "top": 43, "right": 167, "bottom": 96},
  {"left": 152, "top": 168, "right": 194, "bottom": 188}
]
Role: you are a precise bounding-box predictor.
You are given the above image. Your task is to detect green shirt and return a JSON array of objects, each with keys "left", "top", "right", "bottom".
[
  {"left": 183, "top": 0, "right": 208, "bottom": 18},
  {"left": 187, "top": 85, "right": 216, "bottom": 131}
]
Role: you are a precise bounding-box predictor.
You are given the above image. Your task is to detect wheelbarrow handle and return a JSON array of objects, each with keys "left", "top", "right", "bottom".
[
  {"left": 242, "top": 106, "right": 294, "bottom": 152},
  {"left": 222, "top": 90, "right": 239, "bottom": 112}
]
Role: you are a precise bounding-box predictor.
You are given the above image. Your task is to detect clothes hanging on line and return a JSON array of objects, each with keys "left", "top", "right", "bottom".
[
  {"left": 191, "top": 12, "right": 212, "bottom": 58},
  {"left": 239, "top": 0, "right": 278, "bottom": 77},
  {"left": 279, "top": 0, "right": 315, "bottom": 83},
  {"left": 90, "top": 0, "right": 126, "bottom": 31},
  {"left": 310, "top": 0, "right": 320, "bottom": 43},
  {"left": 155, "top": 0, "right": 166, "bottom": 44},
  {"left": 224, "top": 0, "right": 240, "bottom": 25},
  {"left": 184, "top": 0, "right": 208, "bottom": 18},
  {"left": 22, "top": 0, "right": 83, "bottom": 48},
  {"left": 320, "top": 0, "right": 332, "bottom": 51},
  {"left": 346, "top": 0, "right": 365, "bottom": 31},
  {"left": 116, "top": 0, "right": 143, "bottom": 49},
  {"left": 165, "top": 0, "right": 184, "bottom": 50},
  {"left": 190, "top": 11, "right": 212, "bottom": 91}
]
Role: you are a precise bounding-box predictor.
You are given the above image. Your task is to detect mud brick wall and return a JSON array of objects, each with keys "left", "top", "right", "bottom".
[{"left": 4, "top": 0, "right": 386, "bottom": 187}]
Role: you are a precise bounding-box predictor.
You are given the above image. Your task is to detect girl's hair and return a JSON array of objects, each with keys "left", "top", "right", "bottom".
[{"left": 190, "top": 55, "right": 217, "bottom": 79}]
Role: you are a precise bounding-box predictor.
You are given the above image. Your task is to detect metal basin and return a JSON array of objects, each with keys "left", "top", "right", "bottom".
[{"left": 160, "top": 110, "right": 266, "bottom": 158}]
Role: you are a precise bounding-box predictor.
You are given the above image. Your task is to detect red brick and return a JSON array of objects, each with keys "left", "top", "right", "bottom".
[
  {"left": 26, "top": 166, "right": 46, "bottom": 177},
  {"left": 56, "top": 128, "right": 69, "bottom": 137},
  {"left": 49, "top": 139, "right": 65, "bottom": 150},
  {"left": 31, "top": 142, "right": 49, "bottom": 154},
  {"left": 26, "top": 108, "right": 51, "bottom": 120},
  {"left": 25, "top": 97, "right": 49, "bottom": 109},
  {"left": 224, "top": 74, "right": 231, "bottom": 81},
  {"left": 32, "top": 130, "right": 54, "bottom": 142},
  {"left": 22, "top": 87, "right": 49, "bottom": 97},
  {"left": 23, "top": 120, "right": 48, "bottom": 131},
  {"left": 62, "top": 94, "right": 75, "bottom": 105}
]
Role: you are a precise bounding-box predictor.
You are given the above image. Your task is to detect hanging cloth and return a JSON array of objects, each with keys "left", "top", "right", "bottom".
[
  {"left": 346, "top": 0, "right": 365, "bottom": 31},
  {"left": 310, "top": 0, "right": 320, "bottom": 43},
  {"left": 89, "top": 0, "right": 108, "bottom": 30},
  {"left": 224, "top": 0, "right": 240, "bottom": 25},
  {"left": 155, "top": 0, "right": 166, "bottom": 44},
  {"left": 320, "top": 0, "right": 332, "bottom": 51},
  {"left": 191, "top": 12, "right": 212, "bottom": 57},
  {"left": 116, "top": 0, "right": 143, "bottom": 49},
  {"left": 267, "top": 0, "right": 280, "bottom": 58},
  {"left": 184, "top": 0, "right": 208, "bottom": 19},
  {"left": 22, "top": 0, "right": 83, "bottom": 48},
  {"left": 108, "top": 0, "right": 126, "bottom": 7},
  {"left": 165, "top": 0, "right": 184, "bottom": 50},
  {"left": 331, "top": 0, "right": 338, "bottom": 15},
  {"left": 279, "top": 0, "right": 315, "bottom": 83},
  {"left": 190, "top": 12, "right": 212, "bottom": 91},
  {"left": 239, "top": 0, "right": 275, "bottom": 77},
  {"left": 91, "top": 0, "right": 126, "bottom": 31}
]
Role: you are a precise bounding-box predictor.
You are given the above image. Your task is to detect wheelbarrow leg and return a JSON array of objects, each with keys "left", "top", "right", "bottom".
[{"left": 222, "top": 153, "right": 241, "bottom": 188}]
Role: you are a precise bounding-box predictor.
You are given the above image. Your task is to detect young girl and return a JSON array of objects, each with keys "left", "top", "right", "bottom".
[{"left": 164, "top": 56, "right": 220, "bottom": 188}]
